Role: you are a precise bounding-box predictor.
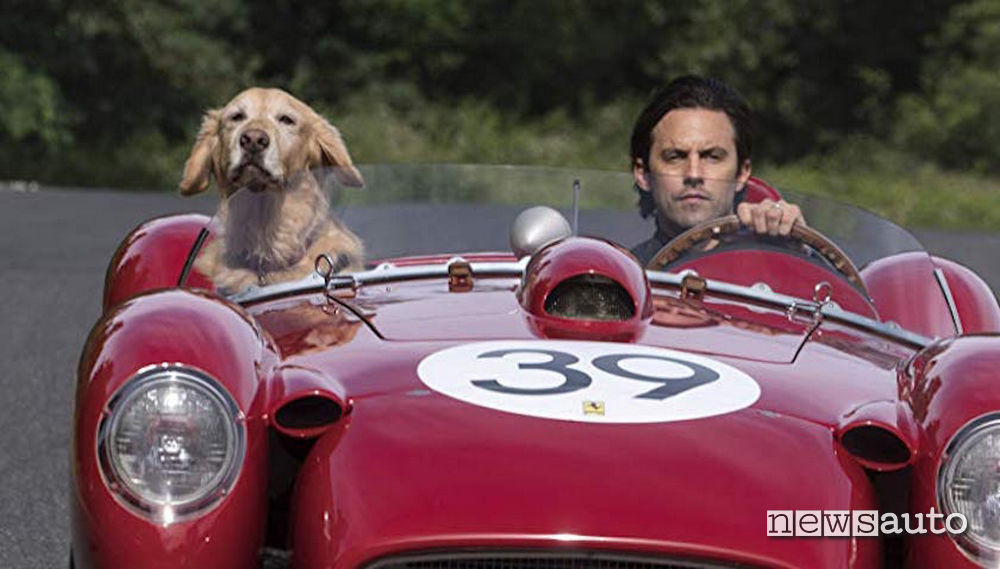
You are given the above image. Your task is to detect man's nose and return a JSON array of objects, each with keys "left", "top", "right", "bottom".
[
  {"left": 684, "top": 155, "right": 703, "bottom": 179},
  {"left": 239, "top": 129, "right": 270, "bottom": 153},
  {"left": 682, "top": 156, "right": 705, "bottom": 187}
]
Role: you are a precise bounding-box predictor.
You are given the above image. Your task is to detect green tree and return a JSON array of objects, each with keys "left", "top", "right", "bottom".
[
  {"left": 894, "top": 0, "right": 1000, "bottom": 173},
  {"left": 0, "top": 0, "right": 254, "bottom": 186}
]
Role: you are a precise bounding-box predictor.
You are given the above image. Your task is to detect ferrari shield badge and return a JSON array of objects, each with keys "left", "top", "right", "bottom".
[{"left": 417, "top": 340, "right": 761, "bottom": 424}]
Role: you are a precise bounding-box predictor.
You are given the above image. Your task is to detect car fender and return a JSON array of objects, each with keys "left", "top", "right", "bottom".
[
  {"left": 73, "top": 289, "right": 277, "bottom": 569},
  {"left": 902, "top": 336, "right": 1000, "bottom": 567},
  {"left": 861, "top": 252, "right": 956, "bottom": 338},
  {"left": 103, "top": 214, "right": 212, "bottom": 312},
  {"left": 930, "top": 256, "right": 1000, "bottom": 334}
]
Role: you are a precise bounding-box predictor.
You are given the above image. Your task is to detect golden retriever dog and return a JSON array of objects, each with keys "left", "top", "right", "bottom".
[{"left": 179, "top": 87, "right": 365, "bottom": 292}]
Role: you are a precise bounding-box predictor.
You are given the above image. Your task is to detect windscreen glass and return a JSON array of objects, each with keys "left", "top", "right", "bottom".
[{"left": 181, "top": 164, "right": 926, "bottom": 317}]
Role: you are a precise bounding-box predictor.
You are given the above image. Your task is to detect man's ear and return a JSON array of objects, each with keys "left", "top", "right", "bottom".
[
  {"left": 179, "top": 109, "right": 221, "bottom": 196},
  {"left": 632, "top": 158, "right": 651, "bottom": 193},
  {"left": 310, "top": 117, "right": 364, "bottom": 188},
  {"left": 735, "top": 159, "right": 752, "bottom": 192}
]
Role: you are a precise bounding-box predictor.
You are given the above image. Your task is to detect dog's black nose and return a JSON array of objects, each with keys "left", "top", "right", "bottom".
[{"left": 240, "top": 129, "right": 270, "bottom": 153}]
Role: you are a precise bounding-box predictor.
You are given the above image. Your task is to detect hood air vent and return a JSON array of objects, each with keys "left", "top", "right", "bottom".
[{"left": 544, "top": 274, "right": 636, "bottom": 321}]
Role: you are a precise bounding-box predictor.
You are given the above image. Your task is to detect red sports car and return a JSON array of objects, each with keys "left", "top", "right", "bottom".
[{"left": 72, "top": 164, "right": 1000, "bottom": 568}]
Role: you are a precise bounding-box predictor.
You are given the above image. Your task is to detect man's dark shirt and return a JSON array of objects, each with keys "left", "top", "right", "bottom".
[
  {"left": 631, "top": 191, "right": 745, "bottom": 266},
  {"left": 630, "top": 226, "right": 673, "bottom": 266}
]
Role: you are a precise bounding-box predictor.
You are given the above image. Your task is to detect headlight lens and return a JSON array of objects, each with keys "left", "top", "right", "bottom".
[
  {"left": 98, "top": 365, "right": 245, "bottom": 523},
  {"left": 939, "top": 414, "right": 1000, "bottom": 562}
]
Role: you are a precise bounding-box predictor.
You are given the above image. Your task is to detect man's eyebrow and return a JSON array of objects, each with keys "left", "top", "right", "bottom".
[
  {"left": 699, "top": 147, "right": 728, "bottom": 156},
  {"left": 660, "top": 147, "right": 689, "bottom": 156}
]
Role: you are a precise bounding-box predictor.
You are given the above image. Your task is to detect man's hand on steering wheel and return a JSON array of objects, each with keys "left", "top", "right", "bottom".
[
  {"left": 646, "top": 214, "right": 869, "bottom": 297},
  {"left": 736, "top": 199, "right": 806, "bottom": 236}
]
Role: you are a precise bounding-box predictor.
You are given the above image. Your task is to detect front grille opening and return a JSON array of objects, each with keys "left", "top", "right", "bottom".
[
  {"left": 366, "top": 551, "right": 748, "bottom": 569},
  {"left": 544, "top": 275, "right": 636, "bottom": 321}
]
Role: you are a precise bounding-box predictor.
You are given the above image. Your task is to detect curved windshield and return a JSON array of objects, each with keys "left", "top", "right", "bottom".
[{"left": 181, "top": 164, "right": 926, "bottom": 318}]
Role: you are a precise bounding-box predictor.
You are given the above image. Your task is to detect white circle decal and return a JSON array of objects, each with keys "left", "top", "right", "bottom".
[{"left": 417, "top": 340, "right": 760, "bottom": 423}]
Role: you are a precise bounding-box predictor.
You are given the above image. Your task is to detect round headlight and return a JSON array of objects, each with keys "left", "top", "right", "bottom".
[
  {"left": 98, "top": 365, "right": 245, "bottom": 523},
  {"left": 939, "top": 413, "right": 1000, "bottom": 564}
]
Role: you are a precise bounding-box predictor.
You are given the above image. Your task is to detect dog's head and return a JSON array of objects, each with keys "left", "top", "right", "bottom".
[{"left": 179, "top": 87, "right": 364, "bottom": 197}]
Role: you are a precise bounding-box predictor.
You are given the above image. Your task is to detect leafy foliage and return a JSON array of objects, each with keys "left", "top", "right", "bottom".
[{"left": 893, "top": 0, "right": 1000, "bottom": 173}]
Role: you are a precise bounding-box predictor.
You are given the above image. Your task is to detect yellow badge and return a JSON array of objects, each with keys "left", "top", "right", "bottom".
[{"left": 583, "top": 400, "right": 605, "bottom": 416}]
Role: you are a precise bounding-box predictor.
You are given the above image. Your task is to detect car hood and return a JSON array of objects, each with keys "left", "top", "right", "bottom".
[
  {"left": 251, "top": 293, "right": 906, "bottom": 567},
  {"left": 290, "top": 383, "right": 878, "bottom": 568},
  {"left": 251, "top": 293, "right": 907, "bottom": 427},
  {"left": 340, "top": 281, "right": 811, "bottom": 363}
]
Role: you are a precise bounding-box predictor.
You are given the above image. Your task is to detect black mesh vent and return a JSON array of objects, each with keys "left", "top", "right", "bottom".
[
  {"left": 544, "top": 275, "right": 635, "bottom": 321},
  {"left": 366, "top": 551, "right": 750, "bottom": 569}
]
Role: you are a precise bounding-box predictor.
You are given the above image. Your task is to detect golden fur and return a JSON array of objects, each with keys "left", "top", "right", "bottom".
[{"left": 179, "top": 87, "right": 364, "bottom": 291}]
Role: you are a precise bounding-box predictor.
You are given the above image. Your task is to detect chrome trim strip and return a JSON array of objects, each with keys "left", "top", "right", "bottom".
[
  {"left": 820, "top": 304, "right": 931, "bottom": 347},
  {"left": 229, "top": 272, "right": 326, "bottom": 303},
  {"left": 934, "top": 267, "right": 964, "bottom": 336},
  {"left": 646, "top": 272, "right": 932, "bottom": 347},
  {"left": 228, "top": 262, "right": 931, "bottom": 348},
  {"left": 228, "top": 259, "right": 530, "bottom": 304},
  {"left": 365, "top": 550, "right": 734, "bottom": 569}
]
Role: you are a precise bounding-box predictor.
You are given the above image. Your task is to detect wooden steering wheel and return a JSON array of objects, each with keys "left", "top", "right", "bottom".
[{"left": 646, "top": 214, "right": 870, "bottom": 297}]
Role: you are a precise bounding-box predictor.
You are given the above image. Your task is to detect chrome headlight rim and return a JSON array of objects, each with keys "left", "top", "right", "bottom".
[
  {"left": 97, "top": 363, "right": 246, "bottom": 524},
  {"left": 937, "top": 412, "right": 1000, "bottom": 565}
]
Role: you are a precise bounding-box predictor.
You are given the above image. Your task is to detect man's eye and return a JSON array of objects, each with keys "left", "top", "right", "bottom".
[
  {"left": 664, "top": 153, "right": 685, "bottom": 162},
  {"left": 278, "top": 114, "right": 296, "bottom": 125},
  {"left": 229, "top": 111, "right": 246, "bottom": 122}
]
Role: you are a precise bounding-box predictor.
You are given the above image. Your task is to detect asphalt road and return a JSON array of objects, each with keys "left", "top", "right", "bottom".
[{"left": 1, "top": 185, "right": 998, "bottom": 568}]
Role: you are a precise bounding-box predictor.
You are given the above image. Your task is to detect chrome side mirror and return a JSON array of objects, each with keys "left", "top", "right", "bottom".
[{"left": 509, "top": 206, "right": 573, "bottom": 259}]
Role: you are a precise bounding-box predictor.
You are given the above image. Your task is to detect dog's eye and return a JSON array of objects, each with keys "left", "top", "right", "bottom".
[
  {"left": 229, "top": 111, "right": 246, "bottom": 122},
  {"left": 278, "top": 114, "right": 296, "bottom": 126}
]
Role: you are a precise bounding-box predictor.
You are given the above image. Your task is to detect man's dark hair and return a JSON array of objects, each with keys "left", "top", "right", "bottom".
[{"left": 630, "top": 75, "right": 755, "bottom": 217}]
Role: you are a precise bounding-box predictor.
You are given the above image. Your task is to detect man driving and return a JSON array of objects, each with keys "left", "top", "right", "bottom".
[{"left": 629, "top": 75, "right": 805, "bottom": 265}]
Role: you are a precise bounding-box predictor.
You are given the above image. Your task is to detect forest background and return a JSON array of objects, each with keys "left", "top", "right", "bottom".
[{"left": 3, "top": 0, "right": 1000, "bottom": 229}]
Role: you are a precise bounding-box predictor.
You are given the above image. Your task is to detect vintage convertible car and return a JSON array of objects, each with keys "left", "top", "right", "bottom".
[{"left": 72, "top": 164, "right": 1000, "bottom": 568}]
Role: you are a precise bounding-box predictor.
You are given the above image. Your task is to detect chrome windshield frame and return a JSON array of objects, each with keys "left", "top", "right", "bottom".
[{"left": 227, "top": 261, "right": 932, "bottom": 348}]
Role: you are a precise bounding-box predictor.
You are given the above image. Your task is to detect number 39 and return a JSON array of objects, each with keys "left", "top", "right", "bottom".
[{"left": 471, "top": 349, "right": 719, "bottom": 401}]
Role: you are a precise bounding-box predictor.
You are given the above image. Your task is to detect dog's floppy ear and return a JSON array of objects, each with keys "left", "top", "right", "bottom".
[
  {"left": 311, "top": 117, "right": 365, "bottom": 188},
  {"left": 179, "top": 109, "right": 221, "bottom": 195}
]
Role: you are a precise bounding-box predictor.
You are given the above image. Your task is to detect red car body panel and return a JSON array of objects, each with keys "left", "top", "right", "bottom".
[
  {"left": 904, "top": 337, "right": 1000, "bottom": 566},
  {"left": 672, "top": 249, "right": 876, "bottom": 318},
  {"left": 517, "top": 239, "right": 654, "bottom": 343},
  {"left": 860, "top": 252, "right": 957, "bottom": 339},
  {"left": 103, "top": 214, "right": 212, "bottom": 312},
  {"left": 344, "top": 283, "right": 811, "bottom": 362},
  {"left": 289, "top": 390, "right": 878, "bottom": 569},
  {"left": 861, "top": 252, "right": 1000, "bottom": 338},
  {"left": 260, "top": 285, "right": 912, "bottom": 568},
  {"left": 73, "top": 290, "right": 277, "bottom": 568},
  {"left": 74, "top": 202, "right": 1000, "bottom": 569},
  {"left": 930, "top": 256, "right": 1000, "bottom": 334}
]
